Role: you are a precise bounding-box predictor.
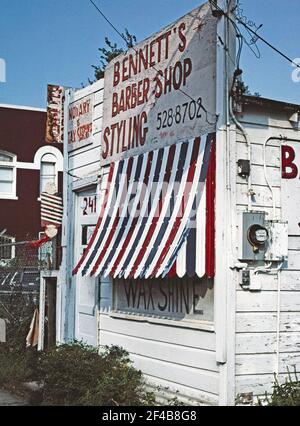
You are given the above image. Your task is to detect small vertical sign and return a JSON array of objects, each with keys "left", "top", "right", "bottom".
[
  {"left": 68, "top": 94, "right": 94, "bottom": 146},
  {"left": 45, "top": 85, "right": 65, "bottom": 144}
]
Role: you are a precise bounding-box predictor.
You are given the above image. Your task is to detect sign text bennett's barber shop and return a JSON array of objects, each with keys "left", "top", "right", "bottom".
[{"left": 101, "top": 3, "right": 217, "bottom": 165}]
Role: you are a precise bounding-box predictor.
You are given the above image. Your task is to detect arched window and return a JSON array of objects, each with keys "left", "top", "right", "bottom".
[
  {"left": 0, "top": 151, "right": 17, "bottom": 199},
  {"left": 40, "top": 153, "right": 57, "bottom": 194}
]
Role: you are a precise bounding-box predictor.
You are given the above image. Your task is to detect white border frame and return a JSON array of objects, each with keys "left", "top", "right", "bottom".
[
  {"left": 16, "top": 145, "right": 64, "bottom": 172},
  {"left": 0, "top": 151, "right": 18, "bottom": 200}
]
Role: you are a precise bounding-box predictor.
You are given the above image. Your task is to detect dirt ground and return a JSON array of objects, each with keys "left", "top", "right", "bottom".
[{"left": 0, "top": 389, "right": 28, "bottom": 406}]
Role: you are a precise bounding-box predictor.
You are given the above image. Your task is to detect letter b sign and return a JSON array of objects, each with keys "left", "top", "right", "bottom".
[{"left": 282, "top": 145, "right": 298, "bottom": 179}]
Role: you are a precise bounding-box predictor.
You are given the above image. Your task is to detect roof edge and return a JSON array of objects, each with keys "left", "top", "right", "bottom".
[
  {"left": 243, "top": 95, "right": 300, "bottom": 112},
  {"left": 0, "top": 103, "right": 46, "bottom": 112}
]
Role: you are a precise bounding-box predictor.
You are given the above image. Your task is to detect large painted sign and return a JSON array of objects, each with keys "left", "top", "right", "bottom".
[
  {"left": 101, "top": 3, "right": 217, "bottom": 165},
  {"left": 282, "top": 143, "right": 300, "bottom": 236},
  {"left": 68, "top": 94, "right": 94, "bottom": 146}
]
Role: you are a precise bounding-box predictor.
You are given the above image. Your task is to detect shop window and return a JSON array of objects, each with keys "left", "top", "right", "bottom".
[
  {"left": 0, "top": 152, "right": 17, "bottom": 199},
  {"left": 113, "top": 277, "right": 214, "bottom": 324},
  {"left": 82, "top": 225, "right": 96, "bottom": 246}
]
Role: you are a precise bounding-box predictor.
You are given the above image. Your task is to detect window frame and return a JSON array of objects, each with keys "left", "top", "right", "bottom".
[
  {"left": 40, "top": 153, "right": 58, "bottom": 195},
  {"left": 0, "top": 234, "right": 16, "bottom": 264},
  {"left": 0, "top": 151, "right": 17, "bottom": 200}
]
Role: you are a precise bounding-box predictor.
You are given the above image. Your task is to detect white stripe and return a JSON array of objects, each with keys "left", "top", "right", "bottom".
[
  {"left": 93, "top": 155, "right": 140, "bottom": 276},
  {"left": 134, "top": 143, "right": 184, "bottom": 279},
  {"left": 196, "top": 182, "right": 206, "bottom": 278},
  {"left": 123, "top": 147, "right": 171, "bottom": 279},
  {"left": 113, "top": 149, "right": 159, "bottom": 278},
  {"left": 83, "top": 157, "right": 130, "bottom": 276},
  {"left": 41, "top": 200, "right": 62, "bottom": 209},
  {"left": 41, "top": 204, "right": 63, "bottom": 213},
  {"left": 41, "top": 200, "right": 63, "bottom": 210},
  {"left": 101, "top": 152, "right": 151, "bottom": 277},
  {"left": 41, "top": 212, "right": 62, "bottom": 220},
  {"left": 41, "top": 209, "right": 63, "bottom": 220},
  {"left": 41, "top": 204, "right": 63, "bottom": 214},
  {"left": 143, "top": 139, "right": 195, "bottom": 279},
  {"left": 76, "top": 161, "right": 120, "bottom": 275},
  {"left": 176, "top": 238, "right": 187, "bottom": 278},
  {"left": 158, "top": 138, "right": 207, "bottom": 278},
  {"left": 41, "top": 193, "right": 62, "bottom": 202}
]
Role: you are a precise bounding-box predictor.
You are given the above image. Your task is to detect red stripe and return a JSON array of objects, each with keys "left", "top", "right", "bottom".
[
  {"left": 28, "top": 235, "right": 51, "bottom": 249},
  {"left": 205, "top": 136, "right": 216, "bottom": 279},
  {"left": 149, "top": 137, "right": 200, "bottom": 278},
  {"left": 72, "top": 163, "right": 115, "bottom": 275},
  {"left": 128, "top": 145, "right": 176, "bottom": 279},
  {"left": 167, "top": 260, "right": 177, "bottom": 278},
  {"left": 110, "top": 152, "right": 153, "bottom": 277},
  {"left": 90, "top": 158, "right": 134, "bottom": 276}
]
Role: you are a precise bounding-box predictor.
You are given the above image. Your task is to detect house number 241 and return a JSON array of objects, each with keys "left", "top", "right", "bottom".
[{"left": 83, "top": 196, "right": 97, "bottom": 216}]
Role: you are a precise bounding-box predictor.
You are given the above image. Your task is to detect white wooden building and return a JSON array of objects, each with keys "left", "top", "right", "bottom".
[{"left": 55, "top": 1, "right": 300, "bottom": 406}]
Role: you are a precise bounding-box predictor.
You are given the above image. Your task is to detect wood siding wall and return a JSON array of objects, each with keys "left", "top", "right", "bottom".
[
  {"left": 98, "top": 164, "right": 219, "bottom": 405},
  {"left": 62, "top": 80, "right": 104, "bottom": 344},
  {"left": 235, "top": 107, "right": 300, "bottom": 399},
  {"left": 68, "top": 81, "right": 103, "bottom": 179}
]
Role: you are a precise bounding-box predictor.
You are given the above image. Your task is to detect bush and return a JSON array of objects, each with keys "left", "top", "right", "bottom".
[
  {"left": 260, "top": 369, "right": 300, "bottom": 406},
  {"left": 0, "top": 292, "right": 37, "bottom": 351},
  {"left": 0, "top": 344, "right": 39, "bottom": 388},
  {"left": 37, "top": 342, "right": 156, "bottom": 406}
]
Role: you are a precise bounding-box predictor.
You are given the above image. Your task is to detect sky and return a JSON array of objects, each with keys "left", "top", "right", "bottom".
[{"left": 0, "top": 0, "right": 300, "bottom": 108}]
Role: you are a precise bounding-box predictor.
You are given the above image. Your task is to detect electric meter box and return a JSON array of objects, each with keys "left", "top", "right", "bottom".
[
  {"left": 238, "top": 211, "right": 268, "bottom": 261},
  {"left": 265, "top": 220, "right": 288, "bottom": 262}
]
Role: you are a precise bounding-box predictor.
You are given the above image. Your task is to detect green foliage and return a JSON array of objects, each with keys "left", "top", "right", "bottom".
[
  {"left": 259, "top": 368, "right": 300, "bottom": 406},
  {"left": 240, "top": 80, "right": 251, "bottom": 96},
  {"left": 92, "top": 29, "right": 137, "bottom": 81},
  {"left": 0, "top": 344, "right": 39, "bottom": 387},
  {"left": 0, "top": 292, "right": 37, "bottom": 351},
  {"left": 237, "top": 79, "right": 261, "bottom": 98},
  {"left": 37, "top": 342, "right": 155, "bottom": 406},
  {"left": 0, "top": 271, "right": 40, "bottom": 392}
]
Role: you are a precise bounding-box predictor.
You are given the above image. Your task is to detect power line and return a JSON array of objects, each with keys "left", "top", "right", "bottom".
[
  {"left": 89, "top": 0, "right": 130, "bottom": 48},
  {"left": 237, "top": 17, "right": 300, "bottom": 69},
  {"left": 0, "top": 241, "right": 31, "bottom": 248},
  {"left": 209, "top": 0, "right": 300, "bottom": 69},
  {"left": 211, "top": 0, "right": 261, "bottom": 60},
  {"left": 88, "top": 0, "right": 218, "bottom": 126},
  {"left": 67, "top": 170, "right": 83, "bottom": 180}
]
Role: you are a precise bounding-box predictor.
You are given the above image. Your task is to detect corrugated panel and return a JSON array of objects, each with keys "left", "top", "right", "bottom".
[{"left": 74, "top": 134, "right": 216, "bottom": 279}]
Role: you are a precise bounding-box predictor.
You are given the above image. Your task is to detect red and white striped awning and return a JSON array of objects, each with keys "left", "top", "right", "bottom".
[{"left": 73, "top": 134, "right": 215, "bottom": 279}]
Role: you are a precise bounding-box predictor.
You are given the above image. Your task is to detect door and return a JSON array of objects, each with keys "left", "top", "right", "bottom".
[
  {"left": 46, "top": 278, "right": 57, "bottom": 348},
  {"left": 74, "top": 187, "right": 98, "bottom": 347}
]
